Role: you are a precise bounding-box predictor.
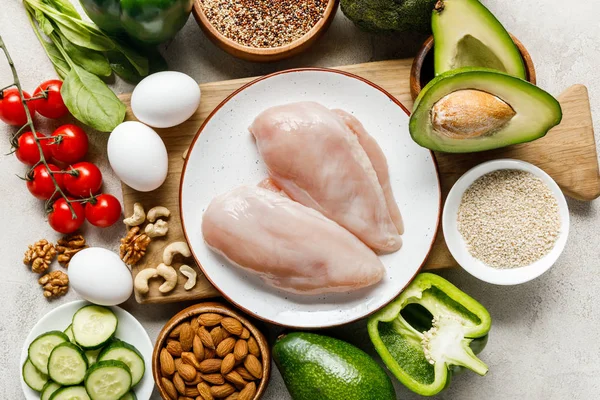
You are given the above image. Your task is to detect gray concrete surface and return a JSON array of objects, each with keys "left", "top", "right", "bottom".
[{"left": 1, "top": 0, "right": 599, "bottom": 398}]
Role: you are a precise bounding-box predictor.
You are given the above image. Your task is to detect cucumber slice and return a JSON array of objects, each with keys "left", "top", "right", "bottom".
[
  {"left": 22, "top": 358, "right": 49, "bottom": 391},
  {"left": 85, "top": 360, "right": 132, "bottom": 400},
  {"left": 41, "top": 381, "right": 61, "bottom": 400},
  {"left": 119, "top": 392, "right": 137, "bottom": 400},
  {"left": 48, "top": 342, "right": 88, "bottom": 386},
  {"left": 98, "top": 341, "right": 145, "bottom": 386},
  {"left": 64, "top": 325, "right": 75, "bottom": 342},
  {"left": 28, "top": 331, "right": 69, "bottom": 374},
  {"left": 49, "top": 386, "right": 91, "bottom": 400},
  {"left": 72, "top": 305, "right": 118, "bottom": 349},
  {"left": 85, "top": 348, "right": 102, "bottom": 366}
]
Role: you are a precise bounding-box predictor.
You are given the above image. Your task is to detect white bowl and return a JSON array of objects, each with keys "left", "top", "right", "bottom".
[{"left": 443, "top": 159, "right": 569, "bottom": 285}]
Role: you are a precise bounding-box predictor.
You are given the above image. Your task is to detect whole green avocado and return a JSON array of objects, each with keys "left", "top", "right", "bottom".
[
  {"left": 341, "top": 0, "right": 438, "bottom": 33},
  {"left": 273, "top": 332, "right": 396, "bottom": 400}
]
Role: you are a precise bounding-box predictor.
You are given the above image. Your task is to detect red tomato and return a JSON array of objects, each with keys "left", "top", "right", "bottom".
[
  {"left": 63, "top": 162, "right": 103, "bottom": 198},
  {"left": 26, "top": 164, "right": 65, "bottom": 200},
  {"left": 0, "top": 88, "right": 36, "bottom": 126},
  {"left": 48, "top": 197, "right": 85, "bottom": 234},
  {"left": 50, "top": 124, "right": 88, "bottom": 164},
  {"left": 32, "top": 80, "right": 68, "bottom": 119},
  {"left": 85, "top": 194, "right": 122, "bottom": 228},
  {"left": 15, "top": 131, "right": 53, "bottom": 166}
]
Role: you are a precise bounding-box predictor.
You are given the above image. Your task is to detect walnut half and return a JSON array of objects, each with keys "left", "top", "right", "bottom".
[
  {"left": 120, "top": 226, "right": 151, "bottom": 265},
  {"left": 56, "top": 234, "right": 88, "bottom": 267},
  {"left": 24, "top": 239, "right": 57, "bottom": 274},
  {"left": 39, "top": 270, "right": 69, "bottom": 299}
]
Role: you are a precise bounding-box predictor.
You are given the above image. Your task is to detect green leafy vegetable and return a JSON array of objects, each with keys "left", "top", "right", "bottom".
[
  {"left": 61, "top": 65, "right": 126, "bottom": 132},
  {"left": 113, "top": 40, "right": 148, "bottom": 76},
  {"left": 57, "top": 32, "right": 111, "bottom": 77},
  {"left": 26, "top": 7, "right": 70, "bottom": 79},
  {"left": 106, "top": 51, "right": 144, "bottom": 84},
  {"left": 34, "top": 9, "right": 54, "bottom": 35},
  {"left": 45, "top": 0, "right": 81, "bottom": 20}
]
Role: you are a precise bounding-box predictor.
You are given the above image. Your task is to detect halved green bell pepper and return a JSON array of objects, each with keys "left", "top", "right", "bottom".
[
  {"left": 79, "top": 0, "right": 193, "bottom": 44},
  {"left": 368, "top": 273, "right": 492, "bottom": 396}
]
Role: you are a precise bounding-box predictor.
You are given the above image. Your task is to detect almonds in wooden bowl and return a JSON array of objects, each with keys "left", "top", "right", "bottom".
[{"left": 153, "top": 302, "right": 270, "bottom": 400}]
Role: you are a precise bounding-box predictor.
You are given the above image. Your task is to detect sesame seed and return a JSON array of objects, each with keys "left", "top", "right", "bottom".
[
  {"left": 200, "top": 0, "right": 327, "bottom": 48},
  {"left": 456, "top": 169, "right": 561, "bottom": 269}
]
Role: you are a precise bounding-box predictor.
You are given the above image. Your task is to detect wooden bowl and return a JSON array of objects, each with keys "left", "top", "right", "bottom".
[
  {"left": 192, "top": 0, "right": 339, "bottom": 62},
  {"left": 410, "top": 34, "right": 536, "bottom": 100},
  {"left": 152, "top": 302, "right": 271, "bottom": 400}
]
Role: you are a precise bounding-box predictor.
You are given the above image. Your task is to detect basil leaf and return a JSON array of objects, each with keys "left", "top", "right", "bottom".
[
  {"left": 61, "top": 65, "right": 125, "bottom": 132},
  {"left": 45, "top": 0, "right": 80, "bottom": 20},
  {"left": 57, "top": 32, "right": 112, "bottom": 77}
]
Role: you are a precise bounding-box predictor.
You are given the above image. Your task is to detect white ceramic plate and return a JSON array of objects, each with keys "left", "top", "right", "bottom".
[
  {"left": 181, "top": 69, "right": 441, "bottom": 328},
  {"left": 20, "top": 300, "right": 154, "bottom": 400},
  {"left": 443, "top": 159, "right": 570, "bottom": 285}
]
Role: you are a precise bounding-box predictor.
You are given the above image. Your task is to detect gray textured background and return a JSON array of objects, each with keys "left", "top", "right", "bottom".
[{"left": 1, "top": 0, "right": 599, "bottom": 399}]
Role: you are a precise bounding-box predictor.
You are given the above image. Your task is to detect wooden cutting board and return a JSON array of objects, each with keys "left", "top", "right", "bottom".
[{"left": 119, "top": 59, "right": 599, "bottom": 304}]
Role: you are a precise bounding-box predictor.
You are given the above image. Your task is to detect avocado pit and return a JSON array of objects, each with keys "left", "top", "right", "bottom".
[{"left": 431, "top": 89, "right": 515, "bottom": 139}]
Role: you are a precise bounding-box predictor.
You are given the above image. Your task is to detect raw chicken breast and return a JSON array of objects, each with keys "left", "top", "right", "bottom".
[
  {"left": 202, "top": 185, "right": 385, "bottom": 295},
  {"left": 249, "top": 101, "right": 402, "bottom": 252}
]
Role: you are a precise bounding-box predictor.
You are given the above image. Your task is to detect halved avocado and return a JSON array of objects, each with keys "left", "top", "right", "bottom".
[
  {"left": 432, "top": 0, "right": 526, "bottom": 79},
  {"left": 409, "top": 68, "right": 562, "bottom": 153}
]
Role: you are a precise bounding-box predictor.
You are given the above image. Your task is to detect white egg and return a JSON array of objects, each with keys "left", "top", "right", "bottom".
[
  {"left": 108, "top": 121, "right": 168, "bottom": 192},
  {"left": 131, "top": 71, "right": 201, "bottom": 128},
  {"left": 69, "top": 248, "right": 133, "bottom": 306}
]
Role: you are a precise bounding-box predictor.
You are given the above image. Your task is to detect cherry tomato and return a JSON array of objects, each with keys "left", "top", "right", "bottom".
[
  {"left": 15, "top": 131, "right": 53, "bottom": 166},
  {"left": 50, "top": 124, "right": 88, "bottom": 164},
  {"left": 32, "top": 80, "right": 68, "bottom": 119},
  {"left": 63, "top": 162, "right": 103, "bottom": 198},
  {"left": 48, "top": 197, "right": 85, "bottom": 234},
  {"left": 0, "top": 88, "right": 36, "bottom": 126},
  {"left": 26, "top": 164, "right": 65, "bottom": 200},
  {"left": 85, "top": 194, "right": 122, "bottom": 228}
]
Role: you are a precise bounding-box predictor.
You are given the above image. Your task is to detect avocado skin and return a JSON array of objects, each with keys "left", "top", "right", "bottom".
[
  {"left": 341, "top": 0, "right": 437, "bottom": 34},
  {"left": 273, "top": 332, "right": 396, "bottom": 400}
]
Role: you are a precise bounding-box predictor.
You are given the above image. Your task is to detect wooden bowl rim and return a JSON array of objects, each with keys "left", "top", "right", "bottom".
[
  {"left": 192, "top": 0, "right": 338, "bottom": 57},
  {"left": 152, "top": 302, "right": 271, "bottom": 400},
  {"left": 410, "top": 33, "right": 537, "bottom": 100}
]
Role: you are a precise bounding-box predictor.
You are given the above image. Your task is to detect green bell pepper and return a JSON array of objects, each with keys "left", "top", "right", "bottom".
[
  {"left": 79, "top": 0, "right": 193, "bottom": 44},
  {"left": 368, "top": 273, "right": 492, "bottom": 396}
]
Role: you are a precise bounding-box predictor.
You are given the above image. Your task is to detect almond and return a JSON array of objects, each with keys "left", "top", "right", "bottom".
[
  {"left": 191, "top": 316, "right": 200, "bottom": 334},
  {"left": 174, "top": 357, "right": 183, "bottom": 371},
  {"left": 197, "top": 382, "right": 214, "bottom": 400},
  {"left": 185, "top": 386, "right": 200, "bottom": 397},
  {"left": 222, "top": 329, "right": 232, "bottom": 339},
  {"left": 225, "top": 371, "right": 246, "bottom": 390},
  {"left": 233, "top": 340, "right": 248, "bottom": 361},
  {"left": 179, "top": 322, "right": 194, "bottom": 352},
  {"left": 193, "top": 335, "right": 205, "bottom": 361},
  {"left": 169, "top": 324, "right": 182, "bottom": 338},
  {"left": 221, "top": 353, "right": 236, "bottom": 375},
  {"left": 198, "top": 326, "right": 215, "bottom": 350},
  {"left": 221, "top": 318, "right": 243, "bottom": 336},
  {"left": 199, "top": 313, "right": 223, "bottom": 327},
  {"left": 240, "top": 328, "right": 250, "bottom": 340},
  {"left": 216, "top": 337, "right": 236, "bottom": 358},
  {"left": 198, "top": 358, "right": 222, "bottom": 373},
  {"left": 204, "top": 347, "right": 216, "bottom": 360},
  {"left": 161, "top": 348, "right": 176, "bottom": 376},
  {"left": 186, "top": 371, "right": 203, "bottom": 385},
  {"left": 234, "top": 366, "right": 256, "bottom": 381},
  {"left": 161, "top": 377, "right": 178, "bottom": 400},
  {"left": 238, "top": 382, "right": 256, "bottom": 400},
  {"left": 225, "top": 393, "right": 240, "bottom": 400},
  {"left": 210, "top": 326, "right": 224, "bottom": 347},
  {"left": 210, "top": 383, "right": 235, "bottom": 398},
  {"left": 177, "top": 363, "right": 198, "bottom": 382},
  {"left": 178, "top": 396, "right": 194, "bottom": 400},
  {"left": 243, "top": 355, "right": 262, "bottom": 379},
  {"left": 167, "top": 340, "right": 183, "bottom": 357},
  {"left": 173, "top": 372, "right": 186, "bottom": 395},
  {"left": 181, "top": 352, "right": 202, "bottom": 370},
  {"left": 247, "top": 337, "right": 260, "bottom": 358},
  {"left": 200, "top": 373, "right": 225, "bottom": 385}
]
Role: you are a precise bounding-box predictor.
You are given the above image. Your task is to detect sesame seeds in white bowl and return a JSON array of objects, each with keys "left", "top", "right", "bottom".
[{"left": 443, "top": 159, "right": 569, "bottom": 285}]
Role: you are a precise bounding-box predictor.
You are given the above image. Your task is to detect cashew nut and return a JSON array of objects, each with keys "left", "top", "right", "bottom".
[
  {"left": 156, "top": 263, "right": 177, "bottom": 293},
  {"left": 163, "top": 241, "right": 191, "bottom": 266},
  {"left": 145, "top": 219, "right": 169, "bottom": 238},
  {"left": 179, "top": 265, "right": 197, "bottom": 291},
  {"left": 147, "top": 206, "right": 171, "bottom": 223},
  {"left": 123, "top": 202, "right": 146, "bottom": 226},
  {"left": 134, "top": 268, "right": 157, "bottom": 294}
]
